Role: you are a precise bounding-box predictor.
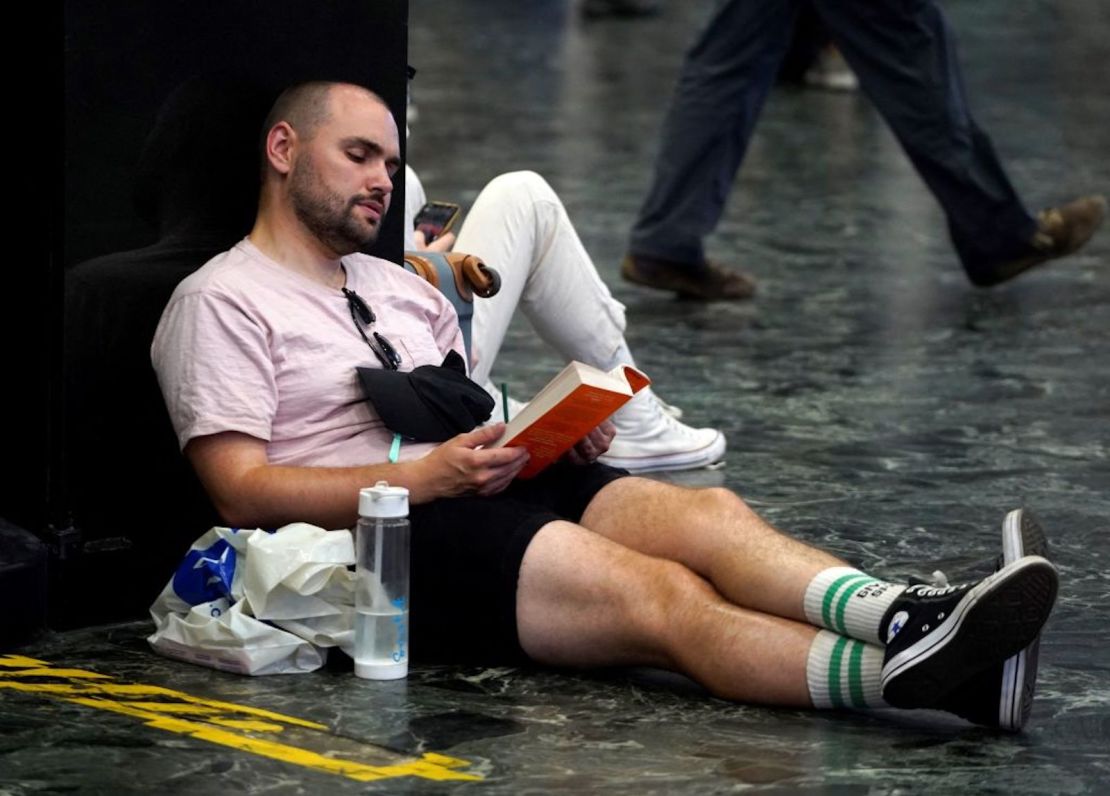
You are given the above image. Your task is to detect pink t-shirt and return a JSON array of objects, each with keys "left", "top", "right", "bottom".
[{"left": 152, "top": 239, "right": 464, "bottom": 467}]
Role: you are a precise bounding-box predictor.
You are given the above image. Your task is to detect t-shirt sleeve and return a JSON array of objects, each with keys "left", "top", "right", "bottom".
[
  {"left": 430, "top": 294, "right": 467, "bottom": 369},
  {"left": 152, "top": 290, "right": 278, "bottom": 450}
]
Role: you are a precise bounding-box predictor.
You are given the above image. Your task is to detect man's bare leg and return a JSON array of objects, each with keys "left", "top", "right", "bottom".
[
  {"left": 580, "top": 477, "right": 845, "bottom": 621},
  {"left": 516, "top": 513, "right": 1058, "bottom": 720},
  {"left": 575, "top": 477, "right": 1059, "bottom": 714},
  {"left": 516, "top": 520, "right": 820, "bottom": 706}
]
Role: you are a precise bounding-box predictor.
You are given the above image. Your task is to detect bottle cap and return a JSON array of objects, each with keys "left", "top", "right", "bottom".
[{"left": 358, "top": 480, "right": 410, "bottom": 518}]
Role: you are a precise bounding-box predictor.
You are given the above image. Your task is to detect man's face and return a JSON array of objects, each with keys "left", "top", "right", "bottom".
[{"left": 287, "top": 87, "right": 401, "bottom": 256}]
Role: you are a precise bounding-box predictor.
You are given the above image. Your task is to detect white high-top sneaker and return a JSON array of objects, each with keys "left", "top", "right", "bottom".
[{"left": 599, "top": 389, "right": 726, "bottom": 473}]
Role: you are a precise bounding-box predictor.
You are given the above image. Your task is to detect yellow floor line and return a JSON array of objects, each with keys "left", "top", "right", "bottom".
[{"left": 0, "top": 654, "right": 482, "bottom": 784}]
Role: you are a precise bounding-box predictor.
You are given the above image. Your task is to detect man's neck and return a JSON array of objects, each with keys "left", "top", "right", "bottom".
[{"left": 248, "top": 208, "right": 346, "bottom": 289}]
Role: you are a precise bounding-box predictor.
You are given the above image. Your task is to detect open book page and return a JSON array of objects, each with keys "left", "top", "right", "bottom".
[{"left": 491, "top": 361, "right": 650, "bottom": 479}]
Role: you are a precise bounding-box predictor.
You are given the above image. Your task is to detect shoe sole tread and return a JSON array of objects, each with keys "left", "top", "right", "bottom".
[{"left": 999, "top": 509, "right": 1049, "bottom": 730}]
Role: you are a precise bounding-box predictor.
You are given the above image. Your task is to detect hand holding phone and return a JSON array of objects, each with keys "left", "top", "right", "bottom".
[{"left": 414, "top": 201, "right": 461, "bottom": 244}]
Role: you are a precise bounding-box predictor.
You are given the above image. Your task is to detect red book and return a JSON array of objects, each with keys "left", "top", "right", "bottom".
[{"left": 492, "top": 362, "right": 650, "bottom": 479}]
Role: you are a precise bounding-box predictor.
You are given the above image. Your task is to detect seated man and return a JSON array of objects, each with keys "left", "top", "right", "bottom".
[
  {"left": 152, "top": 81, "right": 1058, "bottom": 731},
  {"left": 402, "top": 164, "right": 725, "bottom": 474}
]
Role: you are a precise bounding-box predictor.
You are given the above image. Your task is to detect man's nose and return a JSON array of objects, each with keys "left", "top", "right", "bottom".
[{"left": 366, "top": 160, "right": 394, "bottom": 194}]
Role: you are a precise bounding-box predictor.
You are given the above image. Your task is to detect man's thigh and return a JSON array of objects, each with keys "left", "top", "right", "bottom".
[
  {"left": 579, "top": 475, "right": 754, "bottom": 571},
  {"left": 408, "top": 462, "right": 628, "bottom": 664}
]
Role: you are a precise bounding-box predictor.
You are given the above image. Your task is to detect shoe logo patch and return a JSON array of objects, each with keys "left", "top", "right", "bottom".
[{"left": 887, "top": 610, "right": 909, "bottom": 642}]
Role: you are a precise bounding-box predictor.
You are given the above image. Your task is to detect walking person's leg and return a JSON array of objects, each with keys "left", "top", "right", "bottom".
[
  {"left": 624, "top": 0, "right": 801, "bottom": 299},
  {"left": 813, "top": 0, "right": 1104, "bottom": 284}
]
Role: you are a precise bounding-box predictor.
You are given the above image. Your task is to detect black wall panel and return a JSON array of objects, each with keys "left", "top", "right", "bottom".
[
  {"left": 3, "top": 0, "right": 408, "bottom": 630},
  {"left": 64, "top": 0, "right": 409, "bottom": 268}
]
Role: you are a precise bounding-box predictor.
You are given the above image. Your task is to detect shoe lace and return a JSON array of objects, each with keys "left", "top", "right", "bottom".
[
  {"left": 908, "top": 569, "right": 950, "bottom": 588},
  {"left": 648, "top": 396, "right": 700, "bottom": 438},
  {"left": 656, "top": 397, "right": 683, "bottom": 419},
  {"left": 613, "top": 392, "right": 706, "bottom": 441}
]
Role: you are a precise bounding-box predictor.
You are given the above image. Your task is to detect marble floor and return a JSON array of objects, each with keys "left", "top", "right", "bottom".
[{"left": 8, "top": 0, "right": 1108, "bottom": 792}]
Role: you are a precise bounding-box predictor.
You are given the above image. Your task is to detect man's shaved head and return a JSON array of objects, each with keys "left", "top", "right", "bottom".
[
  {"left": 259, "top": 81, "right": 389, "bottom": 176},
  {"left": 262, "top": 82, "right": 335, "bottom": 143}
]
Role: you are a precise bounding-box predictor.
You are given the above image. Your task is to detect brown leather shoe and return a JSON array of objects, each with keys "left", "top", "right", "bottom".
[
  {"left": 973, "top": 195, "right": 1107, "bottom": 287},
  {"left": 621, "top": 253, "right": 756, "bottom": 300}
]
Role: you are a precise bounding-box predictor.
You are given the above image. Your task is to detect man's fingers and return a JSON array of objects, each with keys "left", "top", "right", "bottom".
[
  {"left": 588, "top": 427, "right": 612, "bottom": 454},
  {"left": 454, "top": 423, "right": 506, "bottom": 448},
  {"left": 478, "top": 471, "right": 515, "bottom": 496},
  {"left": 412, "top": 229, "right": 454, "bottom": 253},
  {"left": 455, "top": 444, "right": 527, "bottom": 485},
  {"left": 478, "top": 458, "right": 528, "bottom": 495},
  {"left": 592, "top": 423, "right": 615, "bottom": 444},
  {"left": 474, "top": 445, "right": 529, "bottom": 468},
  {"left": 564, "top": 448, "right": 587, "bottom": 466},
  {"left": 426, "top": 231, "right": 455, "bottom": 253}
]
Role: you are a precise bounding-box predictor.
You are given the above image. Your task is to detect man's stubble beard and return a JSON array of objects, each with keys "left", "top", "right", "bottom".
[{"left": 289, "top": 154, "right": 380, "bottom": 255}]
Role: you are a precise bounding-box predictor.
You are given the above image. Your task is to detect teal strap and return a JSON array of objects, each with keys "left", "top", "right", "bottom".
[{"left": 389, "top": 433, "right": 402, "bottom": 464}]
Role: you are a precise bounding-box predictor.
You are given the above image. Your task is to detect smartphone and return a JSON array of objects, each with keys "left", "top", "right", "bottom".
[{"left": 413, "top": 201, "right": 461, "bottom": 244}]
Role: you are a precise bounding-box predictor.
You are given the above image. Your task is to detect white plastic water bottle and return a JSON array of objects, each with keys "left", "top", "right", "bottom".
[{"left": 354, "top": 481, "right": 410, "bottom": 680}]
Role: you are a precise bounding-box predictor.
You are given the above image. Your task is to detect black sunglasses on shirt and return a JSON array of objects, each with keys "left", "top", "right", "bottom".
[{"left": 342, "top": 287, "right": 403, "bottom": 371}]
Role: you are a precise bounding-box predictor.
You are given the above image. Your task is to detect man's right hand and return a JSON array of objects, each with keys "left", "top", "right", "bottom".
[{"left": 415, "top": 423, "right": 529, "bottom": 499}]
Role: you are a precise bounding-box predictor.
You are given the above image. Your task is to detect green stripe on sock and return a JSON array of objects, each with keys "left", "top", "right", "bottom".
[
  {"left": 827, "top": 636, "right": 850, "bottom": 709},
  {"left": 830, "top": 575, "right": 877, "bottom": 634},
  {"left": 822, "top": 574, "right": 869, "bottom": 629},
  {"left": 847, "top": 641, "right": 866, "bottom": 708},
  {"left": 834, "top": 576, "right": 878, "bottom": 635}
]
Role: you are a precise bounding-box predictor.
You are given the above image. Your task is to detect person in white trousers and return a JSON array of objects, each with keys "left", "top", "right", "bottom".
[{"left": 403, "top": 165, "right": 725, "bottom": 474}]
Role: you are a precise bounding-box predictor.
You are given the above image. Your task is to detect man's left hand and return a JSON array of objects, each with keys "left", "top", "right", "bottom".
[{"left": 564, "top": 420, "right": 615, "bottom": 466}]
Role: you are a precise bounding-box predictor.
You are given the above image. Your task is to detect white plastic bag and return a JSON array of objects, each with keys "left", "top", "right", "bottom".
[{"left": 148, "top": 523, "right": 356, "bottom": 675}]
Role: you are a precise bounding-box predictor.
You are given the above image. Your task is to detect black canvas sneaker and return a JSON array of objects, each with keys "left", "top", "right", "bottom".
[
  {"left": 880, "top": 555, "right": 1058, "bottom": 709},
  {"left": 936, "top": 509, "right": 1050, "bottom": 730}
]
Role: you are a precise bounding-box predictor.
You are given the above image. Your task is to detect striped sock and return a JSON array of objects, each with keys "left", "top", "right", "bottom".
[
  {"left": 806, "top": 630, "right": 887, "bottom": 710},
  {"left": 803, "top": 566, "right": 905, "bottom": 645}
]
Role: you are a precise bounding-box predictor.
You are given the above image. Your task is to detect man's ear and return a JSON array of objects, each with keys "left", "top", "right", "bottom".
[{"left": 264, "top": 121, "right": 297, "bottom": 176}]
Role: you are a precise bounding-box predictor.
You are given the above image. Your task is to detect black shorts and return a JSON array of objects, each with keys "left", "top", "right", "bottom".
[{"left": 408, "top": 461, "right": 627, "bottom": 665}]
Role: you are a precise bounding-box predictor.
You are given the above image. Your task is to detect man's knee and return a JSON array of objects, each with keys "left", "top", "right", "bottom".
[
  {"left": 586, "top": 478, "right": 752, "bottom": 524},
  {"left": 485, "top": 169, "right": 550, "bottom": 194},
  {"left": 480, "top": 170, "right": 558, "bottom": 210},
  {"left": 625, "top": 556, "right": 725, "bottom": 674},
  {"left": 517, "top": 520, "right": 711, "bottom": 667},
  {"left": 700, "top": 485, "right": 754, "bottom": 517}
]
